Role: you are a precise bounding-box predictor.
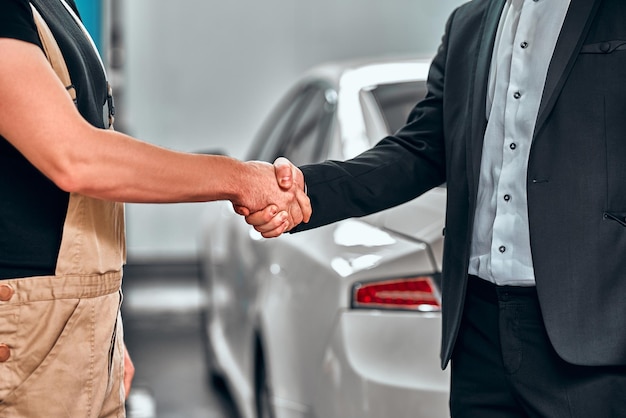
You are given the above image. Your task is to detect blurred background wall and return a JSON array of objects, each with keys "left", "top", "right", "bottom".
[{"left": 90, "top": 0, "right": 465, "bottom": 261}]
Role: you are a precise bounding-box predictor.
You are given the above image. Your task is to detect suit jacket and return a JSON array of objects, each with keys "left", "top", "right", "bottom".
[{"left": 295, "top": 0, "right": 626, "bottom": 369}]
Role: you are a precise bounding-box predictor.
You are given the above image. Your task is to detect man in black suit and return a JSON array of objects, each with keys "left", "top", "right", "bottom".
[{"left": 245, "top": 0, "right": 626, "bottom": 416}]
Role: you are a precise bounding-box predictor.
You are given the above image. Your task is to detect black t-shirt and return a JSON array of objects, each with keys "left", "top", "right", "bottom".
[{"left": 0, "top": 0, "right": 110, "bottom": 279}]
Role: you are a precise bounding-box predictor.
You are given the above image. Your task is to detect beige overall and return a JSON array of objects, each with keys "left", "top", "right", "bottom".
[{"left": 0, "top": 5, "right": 127, "bottom": 417}]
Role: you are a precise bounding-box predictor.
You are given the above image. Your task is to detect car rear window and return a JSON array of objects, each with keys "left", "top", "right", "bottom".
[{"left": 369, "top": 81, "right": 427, "bottom": 134}]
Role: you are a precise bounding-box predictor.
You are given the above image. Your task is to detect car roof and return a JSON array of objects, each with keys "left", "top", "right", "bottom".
[{"left": 300, "top": 55, "right": 433, "bottom": 90}]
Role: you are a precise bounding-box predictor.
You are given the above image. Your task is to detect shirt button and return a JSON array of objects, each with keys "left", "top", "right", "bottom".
[
  {"left": 499, "top": 246, "right": 506, "bottom": 253},
  {"left": 513, "top": 91, "right": 522, "bottom": 99},
  {"left": 0, "top": 344, "right": 10, "bottom": 362},
  {"left": 504, "top": 194, "right": 511, "bottom": 202},
  {"left": 510, "top": 143, "right": 517, "bottom": 150},
  {"left": 0, "top": 284, "right": 14, "bottom": 302},
  {"left": 520, "top": 41, "right": 529, "bottom": 49}
]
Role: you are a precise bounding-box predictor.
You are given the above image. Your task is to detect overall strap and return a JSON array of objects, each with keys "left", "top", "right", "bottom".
[
  {"left": 28, "top": 3, "right": 126, "bottom": 277},
  {"left": 29, "top": 3, "right": 78, "bottom": 103}
]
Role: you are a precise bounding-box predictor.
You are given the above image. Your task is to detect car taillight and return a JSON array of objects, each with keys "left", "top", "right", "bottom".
[{"left": 352, "top": 276, "right": 441, "bottom": 312}]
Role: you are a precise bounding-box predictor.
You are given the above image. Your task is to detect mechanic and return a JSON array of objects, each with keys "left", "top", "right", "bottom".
[{"left": 0, "top": 0, "right": 309, "bottom": 416}]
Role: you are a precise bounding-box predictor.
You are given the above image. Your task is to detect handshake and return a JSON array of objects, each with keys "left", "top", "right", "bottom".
[{"left": 232, "top": 157, "right": 311, "bottom": 238}]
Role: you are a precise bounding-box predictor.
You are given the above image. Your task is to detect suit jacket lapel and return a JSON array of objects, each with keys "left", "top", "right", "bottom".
[
  {"left": 467, "top": 0, "right": 505, "bottom": 202},
  {"left": 534, "top": 0, "right": 602, "bottom": 137}
]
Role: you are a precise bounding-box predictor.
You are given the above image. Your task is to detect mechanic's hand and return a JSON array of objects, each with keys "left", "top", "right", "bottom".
[
  {"left": 243, "top": 157, "right": 310, "bottom": 237},
  {"left": 232, "top": 158, "right": 310, "bottom": 236},
  {"left": 123, "top": 344, "right": 135, "bottom": 399}
]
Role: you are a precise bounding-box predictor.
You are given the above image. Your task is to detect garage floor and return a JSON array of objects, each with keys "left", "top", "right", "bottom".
[{"left": 121, "top": 260, "right": 238, "bottom": 418}]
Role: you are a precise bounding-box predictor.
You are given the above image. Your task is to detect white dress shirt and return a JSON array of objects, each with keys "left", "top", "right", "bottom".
[{"left": 468, "top": 0, "right": 571, "bottom": 286}]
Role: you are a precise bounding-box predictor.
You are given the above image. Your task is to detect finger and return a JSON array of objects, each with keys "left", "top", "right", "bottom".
[
  {"left": 295, "top": 189, "right": 312, "bottom": 223},
  {"left": 287, "top": 199, "right": 304, "bottom": 227},
  {"left": 253, "top": 211, "right": 288, "bottom": 234},
  {"left": 245, "top": 205, "right": 278, "bottom": 226},
  {"left": 288, "top": 210, "right": 303, "bottom": 228},
  {"left": 274, "top": 157, "right": 294, "bottom": 189},
  {"left": 260, "top": 220, "right": 290, "bottom": 238}
]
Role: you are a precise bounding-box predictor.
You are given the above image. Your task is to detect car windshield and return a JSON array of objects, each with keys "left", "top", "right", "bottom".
[{"left": 369, "top": 81, "right": 426, "bottom": 134}]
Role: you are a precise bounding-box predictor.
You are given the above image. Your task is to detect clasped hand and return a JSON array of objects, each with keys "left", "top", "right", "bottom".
[{"left": 233, "top": 157, "right": 309, "bottom": 238}]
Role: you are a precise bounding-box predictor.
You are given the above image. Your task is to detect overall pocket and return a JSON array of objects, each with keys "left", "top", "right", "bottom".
[
  {"left": 0, "top": 297, "right": 81, "bottom": 409},
  {"left": 0, "top": 305, "right": 20, "bottom": 401}
]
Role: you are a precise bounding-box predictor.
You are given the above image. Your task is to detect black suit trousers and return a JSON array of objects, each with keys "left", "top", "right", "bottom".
[{"left": 449, "top": 276, "right": 626, "bottom": 418}]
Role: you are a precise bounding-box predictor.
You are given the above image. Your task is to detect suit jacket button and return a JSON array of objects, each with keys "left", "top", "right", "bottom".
[
  {"left": 0, "top": 344, "right": 10, "bottom": 362},
  {"left": 0, "top": 284, "right": 14, "bottom": 302}
]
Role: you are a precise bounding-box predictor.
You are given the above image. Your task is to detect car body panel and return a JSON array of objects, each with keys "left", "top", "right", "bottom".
[{"left": 313, "top": 311, "right": 449, "bottom": 418}]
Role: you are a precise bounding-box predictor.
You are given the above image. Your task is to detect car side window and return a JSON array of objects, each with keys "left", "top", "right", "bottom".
[
  {"left": 249, "top": 88, "right": 308, "bottom": 163},
  {"left": 279, "top": 86, "right": 336, "bottom": 166},
  {"left": 248, "top": 82, "right": 336, "bottom": 165}
]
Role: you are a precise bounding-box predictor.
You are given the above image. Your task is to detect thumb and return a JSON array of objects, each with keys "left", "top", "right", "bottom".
[{"left": 274, "top": 157, "right": 294, "bottom": 189}]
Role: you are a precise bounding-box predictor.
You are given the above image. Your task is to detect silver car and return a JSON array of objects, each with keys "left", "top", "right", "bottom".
[{"left": 198, "top": 56, "right": 450, "bottom": 418}]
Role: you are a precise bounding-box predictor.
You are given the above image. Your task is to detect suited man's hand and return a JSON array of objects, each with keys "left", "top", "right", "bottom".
[{"left": 244, "top": 157, "right": 310, "bottom": 237}]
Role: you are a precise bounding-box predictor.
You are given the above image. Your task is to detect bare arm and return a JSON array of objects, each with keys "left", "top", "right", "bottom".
[{"left": 0, "top": 38, "right": 308, "bottom": 221}]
